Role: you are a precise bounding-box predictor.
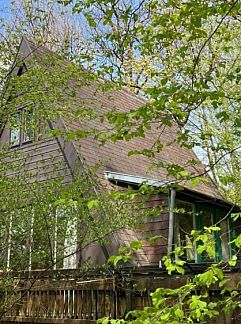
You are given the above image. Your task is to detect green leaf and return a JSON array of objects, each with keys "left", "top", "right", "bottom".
[
  {"left": 178, "top": 170, "right": 189, "bottom": 178},
  {"left": 148, "top": 235, "right": 165, "bottom": 244},
  {"left": 175, "top": 308, "right": 184, "bottom": 318},
  {"left": 97, "top": 317, "right": 109, "bottom": 324},
  {"left": 87, "top": 199, "right": 99, "bottom": 209},
  {"left": 235, "top": 234, "right": 241, "bottom": 248},
  {"left": 130, "top": 241, "right": 143, "bottom": 250},
  {"left": 108, "top": 255, "right": 123, "bottom": 266},
  {"left": 229, "top": 255, "right": 237, "bottom": 267},
  {"left": 84, "top": 13, "right": 97, "bottom": 28},
  {"left": 189, "top": 295, "right": 207, "bottom": 310},
  {"left": 190, "top": 176, "right": 208, "bottom": 188}
]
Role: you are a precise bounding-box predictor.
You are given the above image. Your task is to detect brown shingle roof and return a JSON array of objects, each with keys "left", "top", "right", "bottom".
[
  {"left": 22, "top": 37, "right": 222, "bottom": 201},
  {"left": 67, "top": 85, "right": 221, "bottom": 200}
]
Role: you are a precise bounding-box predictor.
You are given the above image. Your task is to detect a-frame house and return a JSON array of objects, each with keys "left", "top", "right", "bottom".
[{"left": 0, "top": 37, "right": 238, "bottom": 271}]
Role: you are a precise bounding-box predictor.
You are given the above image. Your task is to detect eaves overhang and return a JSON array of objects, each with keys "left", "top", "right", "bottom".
[{"left": 105, "top": 171, "right": 173, "bottom": 188}]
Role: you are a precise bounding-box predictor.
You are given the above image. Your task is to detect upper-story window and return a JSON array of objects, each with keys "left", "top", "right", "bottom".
[{"left": 10, "top": 108, "right": 34, "bottom": 147}]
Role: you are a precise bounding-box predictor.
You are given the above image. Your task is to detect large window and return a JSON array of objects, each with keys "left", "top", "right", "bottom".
[
  {"left": 10, "top": 108, "right": 34, "bottom": 146},
  {"left": 174, "top": 200, "right": 231, "bottom": 263}
]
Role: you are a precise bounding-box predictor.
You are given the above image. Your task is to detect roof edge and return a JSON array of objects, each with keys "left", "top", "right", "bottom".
[{"left": 105, "top": 171, "right": 172, "bottom": 187}]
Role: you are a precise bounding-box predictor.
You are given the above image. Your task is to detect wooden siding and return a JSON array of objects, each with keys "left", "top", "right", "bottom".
[
  {"left": 139, "top": 193, "right": 169, "bottom": 264},
  {"left": 113, "top": 193, "right": 169, "bottom": 266},
  {"left": 76, "top": 192, "right": 169, "bottom": 267},
  {"left": 0, "top": 124, "right": 73, "bottom": 185}
]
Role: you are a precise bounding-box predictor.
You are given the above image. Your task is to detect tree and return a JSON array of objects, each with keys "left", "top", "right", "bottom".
[
  {"left": 60, "top": 0, "right": 241, "bottom": 200},
  {"left": 3, "top": 0, "right": 89, "bottom": 59},
  {"left": 58, "top": 0, "right": 241, "bottom": 322}
]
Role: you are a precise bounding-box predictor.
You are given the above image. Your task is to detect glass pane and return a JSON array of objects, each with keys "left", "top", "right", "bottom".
[
  {"left": 230, "top": 216, "right": 241, "bottom": 260},
  {"left": 10, "top": 113, "right": 20, "bottom": 146},
  {"left": 175, "top": 200, "right": 195, "bottom": 261},
  {"left": 23, "top": 109, "right": 34, "bottom": 142},
  {"left": 197, "top": 208, "right": 214, "bottom": 262},
  {"left": 220, "top": 218, "right": 229, "bottom": 262}
]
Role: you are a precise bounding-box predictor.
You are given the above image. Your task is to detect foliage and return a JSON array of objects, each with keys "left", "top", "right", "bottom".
[
  {"left": 108, "top": 241, "right": 143, "bottom": 267},
  {"left": 59, "top": 0, "right": 241, "bottom": 205},
  {"left": 102, "top": 226, "right": 241, "bottom": 323},
  {"left": 54, "top": 2, "right": 241, "bottom": 320}
]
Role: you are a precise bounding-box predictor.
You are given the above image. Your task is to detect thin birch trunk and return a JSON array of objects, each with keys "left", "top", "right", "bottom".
[{"left": 6, "top": 213, "right": 13, "bottom": 271}]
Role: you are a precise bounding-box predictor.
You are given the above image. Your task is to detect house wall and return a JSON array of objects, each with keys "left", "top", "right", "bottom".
[
  {"left": 77, "top": 192, "right": 169, "bottom": 267},
  {"left": 109, "top": 193, "right": 170, "bottom": 267},
  {"left": 138, "top": 193, "right": 169, "bottom": 265},
  {"left": 0, "top": 123, "right": 75, "bottom": 269},
  {"left": 0, "top": 123, "right": 73, "bottom": 185}
]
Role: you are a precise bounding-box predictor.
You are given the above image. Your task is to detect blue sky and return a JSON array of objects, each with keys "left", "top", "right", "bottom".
[{"left": 0, "top": 0, "right": 10, "bottom": 19}]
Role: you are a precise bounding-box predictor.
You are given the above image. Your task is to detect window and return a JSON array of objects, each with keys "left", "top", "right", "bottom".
[
  {"left": 174, "top": 200, "right": 195, "bottom": 261},
  {"left": 175, "top": 200, "right": 231, "bottom": 263},
  {"left": 10, "top": 108, "right": 34, "bottom": 146}
]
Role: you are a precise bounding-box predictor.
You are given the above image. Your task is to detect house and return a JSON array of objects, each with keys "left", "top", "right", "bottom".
[{"left": 0, "top": 37, "right": 238, "bottom": 273}]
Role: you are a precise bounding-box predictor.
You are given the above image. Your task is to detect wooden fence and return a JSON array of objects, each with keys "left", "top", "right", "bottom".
[
  {"left": 2, "top": 280, "right": 143, "bottom": 321},
  {"left": 0, "top": 268, "right": 153, "bottom": 323},
  {"left": 0, "top": 267, "right": 241, "bottom": 323}
]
